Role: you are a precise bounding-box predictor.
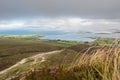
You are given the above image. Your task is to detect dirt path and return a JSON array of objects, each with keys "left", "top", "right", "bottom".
[{"left": 0, "top": 50, "right": 63, "bottom": 75}]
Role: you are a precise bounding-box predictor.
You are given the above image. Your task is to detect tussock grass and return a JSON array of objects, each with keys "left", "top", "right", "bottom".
[{"left": 69, "top": 39, "right": 120, "bottom": 80}]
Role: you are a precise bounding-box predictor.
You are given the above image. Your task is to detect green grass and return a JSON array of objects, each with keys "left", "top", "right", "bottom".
[
  {"left": 0, "top": 34, "right": 43, "bottom": 40},
  {"left": 93, "top": 38, "right": 116, "bottom": 45},
  {"left": 45, "top": 40, "right": 81, "bottom": 46}
]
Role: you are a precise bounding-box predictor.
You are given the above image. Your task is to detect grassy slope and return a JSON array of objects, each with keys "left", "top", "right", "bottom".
[
  {"left": 10, "top": 39, "right": 120, "bottom": 80},
  {"left": 0, "top": 35, "right": 80, "bottom": 72},
  {"left": 0, "top": 38, "right": 66, "bottom": 71},
  {"left": 0, "top": 49, "right": 78, "bottom": 80},
  {"left": 1, "top": 36, "right": 119, "bottom": 80}
]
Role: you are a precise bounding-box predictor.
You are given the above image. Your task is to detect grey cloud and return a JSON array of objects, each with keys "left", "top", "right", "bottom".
[{"left": 0, "top": 0, "right": 120, "bottom": 20}]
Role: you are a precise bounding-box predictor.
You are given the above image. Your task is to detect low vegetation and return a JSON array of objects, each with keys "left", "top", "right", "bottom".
[
  {"left": 0, "top": 34, "right": 43, "bottom": 40},
  {"left": 0, "top": 35, "right": 81, "bottom": 72},
  {"left": 93, "top": 38, "right": 116, "bottom": 45},
  {"left": 45, "top": 39, "right": 81, "bottom": 46},
  {"left": 11, "top": 40, "right": 120, "bottom": 80},
  {"left": 0, "top": 38, "right": 65, "bottom": 71},
  {"left": 0, "top": 35, "right": 120, "bottom": 80}
]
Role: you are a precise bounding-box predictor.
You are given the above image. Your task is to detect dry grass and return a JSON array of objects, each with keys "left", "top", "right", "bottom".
[{"left": 69, "top": 40, "right": 120, "bottom": 80}]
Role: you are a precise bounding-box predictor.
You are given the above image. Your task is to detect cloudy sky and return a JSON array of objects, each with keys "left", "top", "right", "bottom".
[{"left": 0, "top": 0, "right": 120, "bottom": 34}]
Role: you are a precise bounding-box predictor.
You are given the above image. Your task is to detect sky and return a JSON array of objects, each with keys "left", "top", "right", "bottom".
[{"left": 0, "top": 0, "right": 120, "bottom": 34}]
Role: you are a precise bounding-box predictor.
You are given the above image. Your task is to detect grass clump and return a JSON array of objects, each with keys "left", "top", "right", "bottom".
[{"left": 69, "top": 40, "right": 120, "bottom": 80}]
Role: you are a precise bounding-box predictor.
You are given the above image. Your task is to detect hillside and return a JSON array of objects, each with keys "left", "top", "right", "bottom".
[
  {"left": 5, "top": 41, "right": 120, "bottom": 80},
  {"left": 0, "top": 48, "right": 78, "bottom": 80},
  {"left": 0, "top": 37, "right": 119, "bottom": 80},
  {"left": 0, "top": 38, "right": 67, "bottom": 71}
]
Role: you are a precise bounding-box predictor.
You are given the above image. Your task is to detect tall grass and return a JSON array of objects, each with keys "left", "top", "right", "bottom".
[{"left": 69, "top": 39, "right": 120, "bottom": 80}]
